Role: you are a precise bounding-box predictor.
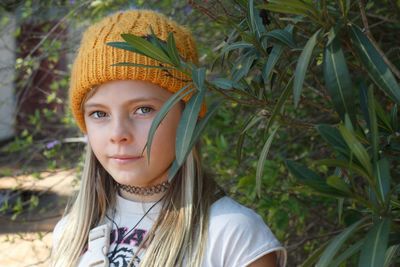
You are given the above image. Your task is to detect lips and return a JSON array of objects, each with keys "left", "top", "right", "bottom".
[
  {"left": 109, "top": 155, "right": 143, "bottom": 164},
  {"left": 110, "top": 155, "right": 141, "bottom": 159}
]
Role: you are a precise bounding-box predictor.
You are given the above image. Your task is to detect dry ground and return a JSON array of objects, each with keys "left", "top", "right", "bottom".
[{"left": 0, "top": 169, "right": 77, "bottom": 267}]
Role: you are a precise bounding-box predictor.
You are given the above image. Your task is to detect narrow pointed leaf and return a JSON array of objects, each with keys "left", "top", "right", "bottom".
[
  {"left": 349, "top": 25, "right": 400, "bottom": 104},
  {"left": 264, "top": 29, "right": 297, "bottom": 48},
  {"left": 367, "top": 86, "right": 379, "bottom": 166},
  {"left": 383, "top": 245, "right": 400, "bottom": 267},
  {"left": 317, "top": 159, "right": 370, "bottom": 181},
  {"left": 294, "top": 29, "right": 321, "bottom": 107},
  {"left": 221, "top": 41, "right": 253, "bottom": 55},
  {"left": 323, "top": 34, "right": 355, "bottom": 122},
  {"left": 330, "top": 240, "right": 364, "bottom": 267},
  {"left": 107, "top": 41, "right": 142, "bottom": 53},
  {"left": 232, "top": 52, "right": 257, "bottom": 83},
  {"left": 286, "top": 160, "right": 348, "bottom": 197},
  {"left": 338, "top": 124, "right": 373, "bottom": 176},
  {"left": 146, "top": 84, "right": 194, "bottom": 163},
  {"left": 265, "top": 76, "right": 293, "bottom": 132},
  {"left": 167, "top": 32, "right": 181, "bottom": 66},
  {"left": 256, "top": 127, "right": 279, "bottom": 196},
  {"left": 192, "top": 67, "right": 206, "bottom": 92},
  {"left": 121, "top": 33, "right": 173, "bottom": 65},
  {"left": 175, "top": 89, "right": 206, "bottom": 165},
  {"left": 148, "top": 26, "right": 169, "bottom": 54},
  {"left": 211, "top": 78, "right": 234, "bottom": 90},
  {"left": 375, "top": 157, "right": 391, "bottom": 203},
  {"left": 358, "top": 218, "right": 391, "bottom": 267},
  {"left": 327, "top": 176, "right": 351, "bottom": 194},
  {"left": 390, "top": 104, "right": 398, "bottom": 131},
  {"left": 301, "top": 241, "right": 329, "bottom": 267},
  {"left": 248, "top": 0, "right": 265, "bottom": 38},
  {"left": 168, "top": 101, "right": 220, "bottom": 181},
  {"left": 316, "top": 124, "right": 348, "bottom": 150},
  {"left": 316, "top": 218, "right": 366, "bottom": 267},
  {"left": 241, "top": 115, "right": 263, "bottom": 134},
  {"left": 262, "top": 44, "right": 283, "bottom": 84}
]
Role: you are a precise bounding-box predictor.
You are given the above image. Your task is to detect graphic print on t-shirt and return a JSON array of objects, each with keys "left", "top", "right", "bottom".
[{"left": 107, "top": 227, "right": 147, "bottom": 267}]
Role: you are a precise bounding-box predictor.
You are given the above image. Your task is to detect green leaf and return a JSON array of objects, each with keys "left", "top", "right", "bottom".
[
  {"left": 262, "top": 44, "right": 283, "bottom": 84},
  {"left": 265, "top": 76, "right": 294, "bottom": 132},
  {"left": 264, "top": 29, "right": 297, "bottom": 48},
  {"left": 121, "top": 33, "right": 173, "bottom": 65},
  {"left": 221, "top": 41, "right": 253, "bottom": 55},
  {"left": 383, "top": 245, "right": 400, "bottom": 267},
  {"left": 211, "top": 78, "right": 234, "bottom": 90},
  {"left": 293, "top": 29, "right": 321, "bottom": 107},
  {"left": 316, "top": 124, "right": 348, "bottom": 150},
  {"left": 316, "top": 218, "right": 366, "bottom": 267},
  {"left": 349, "top": 25, "right": 400, "bottom": 104},
  {"left": 145, "top": 84, "right": 194, "bottom": 163},
  {"left": 286, "top": 160, "right": 348, "bottom": 197},
  {"left": 301, "top": 241, "right": 329, "bottom": 267},
  {"left": 175, "top": 85, "right": 206, "bottom": 165},
  {"left": 374, "top": 98, "right": 393, "bottom": 132},
  {"left": 375, "top": 157, "right": 391, "bottom": 204},
  {"left": 359, "top": 218, "right": 391, "bottom": 267},
  {"left": 256, "top": 127, "right": 279, "bottom": 196},
  {"left": 107, "top": 41, "right": 142, "bottom": 54},
  {"left": 323, "top": 33, "right": 355, "bottom": 123},
  {"left": 330, "top": 239, "right": 364, "bottom": 267},
  {"left": 241, "top": 115, "right": 263, "bottom": 134},
  {"left": 338, "top": 124, "right": 373, "bottom": 176},
  {"left": 236, "top": 131, "right": 246, "bottom": 163},
  {"left": 327, "top": 176, "right": 351, "bottom": 194},
  {"left": 168, "top": 101, "right": 220, "bottom": 181},
  {"left": 316, "top": 159, "right": 371, "bottom": 181},
  {"left": 367, "top": 86, "right": 379, "bottom": 166},
  {"left": 258, "top": 0, "right": 319, "bottom": 19},
  {"left": 148, "top": 26, "right": 169, "bottom": 54},
  {"left": 232, "top": 51, "right": 257, "bottom": 83},
  {"left": 248, "top": 0, "right": 265, "bottom": 38},
  {"left": 192, "top": 67, "right": 206, "bottom": 92},
  {"left": 167, "top": 32, "right": 181, "bottom": 67},
  {"left": 390, "top": 104, "right": 398, "bottom": 131}
]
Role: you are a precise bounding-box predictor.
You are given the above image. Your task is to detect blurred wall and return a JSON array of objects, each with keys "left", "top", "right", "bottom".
[{"left": 0, "top": 12, "right": 16, "bottom": 141}]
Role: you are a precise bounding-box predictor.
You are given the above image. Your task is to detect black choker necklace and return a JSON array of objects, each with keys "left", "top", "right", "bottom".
[{"left": 116, "top": 181, "right": 170, "bottom": 196}]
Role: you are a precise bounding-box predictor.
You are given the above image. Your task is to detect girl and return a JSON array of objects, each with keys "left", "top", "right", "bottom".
[{"left": 51, "top": 9, "right": 286, "bottom": 267}]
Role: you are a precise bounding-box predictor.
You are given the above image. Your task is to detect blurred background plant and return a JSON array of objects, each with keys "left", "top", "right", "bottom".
[{"left": 0, "top": 0, "right": 399, "bottom": 266}]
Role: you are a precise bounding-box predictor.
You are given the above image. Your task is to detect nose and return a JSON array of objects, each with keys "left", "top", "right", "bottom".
[{"left": 109, "top": 117, "right": 133, "bottom": 144}]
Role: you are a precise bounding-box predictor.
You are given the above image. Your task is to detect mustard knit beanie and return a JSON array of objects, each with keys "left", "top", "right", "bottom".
[{"left": 69, "top": 9, "right": 206, "bottom": 133}]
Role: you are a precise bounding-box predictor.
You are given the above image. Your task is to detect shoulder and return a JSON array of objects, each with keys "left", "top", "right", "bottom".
[
  {"left": 208, "top": 196, "right": 274, "bottom": 237},
  {"left": 52, "top": 215, "right": 69, "bottom": 249},
  {"left": 205, "top": 197, "right": 287, "bottom": 267}
]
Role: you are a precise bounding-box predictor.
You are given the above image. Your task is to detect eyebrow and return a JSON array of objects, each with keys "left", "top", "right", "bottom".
[{"left": 84, "top": 97, "right": 165, "bottom": 109}]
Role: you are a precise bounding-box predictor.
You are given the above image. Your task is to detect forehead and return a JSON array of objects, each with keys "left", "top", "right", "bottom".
[{"left": 85, "top": 80, "right": 172, "bottom": 104}]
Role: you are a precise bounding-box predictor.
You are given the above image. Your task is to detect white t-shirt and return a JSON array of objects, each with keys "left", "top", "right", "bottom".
[{"left": 53, "top": 194, "right": 287, "bottom": 267}]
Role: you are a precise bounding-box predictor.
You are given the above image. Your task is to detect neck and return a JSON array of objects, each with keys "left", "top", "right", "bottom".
[
  {"left": 116, "top": 180, "right": 170, "bottom": 202},
  {"left": 118, "top": 189, "right": 167, "bottom": 202}
]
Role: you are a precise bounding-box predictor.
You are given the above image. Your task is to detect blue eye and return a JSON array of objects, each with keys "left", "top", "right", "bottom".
[
  {"left": 135, "top": 106, "right": 154, "bottom": 115},
  {"left": 90, "top": 111, "right": 108, "bottom": 119}
]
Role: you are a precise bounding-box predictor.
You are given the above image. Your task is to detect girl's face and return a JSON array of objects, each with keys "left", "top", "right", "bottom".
[{"left": 84, "top": 80, "right": 183, "bottom": 188}]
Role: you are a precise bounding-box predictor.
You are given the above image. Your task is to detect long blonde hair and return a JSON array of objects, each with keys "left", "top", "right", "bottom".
[{"left": 51, "top": 126, "right": 221, "bottom": 266}]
